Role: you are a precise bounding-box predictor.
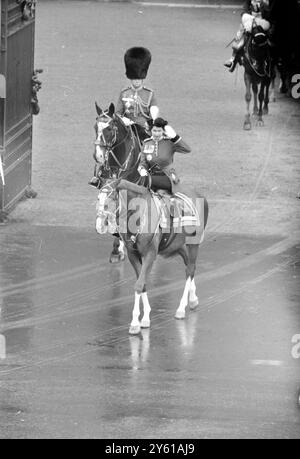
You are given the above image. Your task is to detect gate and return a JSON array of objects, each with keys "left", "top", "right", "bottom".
[{"left": 0, "top": 0, "right": 37, "bottom": 215}]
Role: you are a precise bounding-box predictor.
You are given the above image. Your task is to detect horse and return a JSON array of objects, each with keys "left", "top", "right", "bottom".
[
  {"left": 93, "top": 102, "right": 143, "bottom": 263},
  {"left": 94, "top": 106, "right": 209, "bottom": 335},
  {"left": 268, "top": 0, "right": 300, "bottom": 98},
  {"left": 242, "top": 22, "right": 273, "bottom": 130}
]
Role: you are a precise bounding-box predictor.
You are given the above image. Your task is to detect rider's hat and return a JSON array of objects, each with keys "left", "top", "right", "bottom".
[
  {"left": 124, "top": 47, "right": 152, "bottom": 79},
  {"left": 152, "top": 117, "right": 168, "bottom": 129}
]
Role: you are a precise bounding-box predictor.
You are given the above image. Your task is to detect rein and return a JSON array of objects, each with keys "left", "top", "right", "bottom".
[{"left": 245, "top": 24, "right": 270, "bottom": 78}]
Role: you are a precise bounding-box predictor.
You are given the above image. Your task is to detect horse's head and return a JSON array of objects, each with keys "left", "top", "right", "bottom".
[
  {"left": 251, "top": 24, "right": 269, "bottom": 48},
  {"left": 95, "top": 179, "right": 119, "bottom": 234},
  {"left": 94, "top": 102, "right": 136, "bottom": 180}
]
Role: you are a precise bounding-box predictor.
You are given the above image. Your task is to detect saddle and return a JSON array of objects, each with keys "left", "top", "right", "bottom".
[
  {"left": 151, "top": 190, "right": 202, "bottom": 251},
  {"left": 152, "top": 190, "right": 200, "bottom": 231}
]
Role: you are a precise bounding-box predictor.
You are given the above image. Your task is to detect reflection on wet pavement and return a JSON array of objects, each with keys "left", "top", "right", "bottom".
[{"left": 0, "top": 224, "right": 299, "bottom": 438}]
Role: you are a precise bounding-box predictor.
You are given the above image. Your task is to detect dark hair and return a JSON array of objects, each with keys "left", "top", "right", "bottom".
[{"left": 152, "top": 117, "right": 168, "bottom": 129}]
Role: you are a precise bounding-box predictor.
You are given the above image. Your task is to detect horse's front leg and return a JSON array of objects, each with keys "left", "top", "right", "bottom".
[
  {"left": 252, "top": 82, "right": 258, "bottom": 116},
  {"left": 130, "top": 245, "right": 157, "bottom": 334},
  {"left": 110, "top": 236, "right": 125, "bottom": 263},
  {"left": 257, "top": 82, "right": 265, "bottom": 126},
  {"left": 244, "top": 73, "right": 252, "bottom": 130},
  {"left": 263, "top": 79, "right": 270, "bottom": 115}
]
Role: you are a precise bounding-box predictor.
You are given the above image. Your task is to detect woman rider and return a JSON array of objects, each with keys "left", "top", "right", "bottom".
[{"left": 138, "top": 117, "right": 191, "bottom": 194}]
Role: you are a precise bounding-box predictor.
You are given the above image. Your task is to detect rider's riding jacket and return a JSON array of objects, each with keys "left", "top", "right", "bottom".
[
  {"left": 116, "top": 86, "right": 157, "bottom": 129},
  {"left": 140, "top": 135, "right": 191, "bottom": 194}
]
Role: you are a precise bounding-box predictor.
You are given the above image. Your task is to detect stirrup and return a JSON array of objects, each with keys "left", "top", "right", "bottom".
[{"left": 224, "top": 60, "right": 234, "bottom": 69}]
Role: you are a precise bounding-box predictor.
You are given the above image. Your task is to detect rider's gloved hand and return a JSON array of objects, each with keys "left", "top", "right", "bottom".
[
  {"left": 122, "top": 116, "right": 134, "bottom": 126},
  {"left": 138, "top": 165, "right": 148, "bottom": 177},
  {"left": 164, "top": 125, "right": 177, "bottom": 139}
]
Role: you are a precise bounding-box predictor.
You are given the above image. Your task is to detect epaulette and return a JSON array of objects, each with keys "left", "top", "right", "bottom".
[
  {"left": 142, "top": 86, "right": 154, "bottom": 93},
  {"left": 120, "top": 86, "right": 131, "bottom": 93}
]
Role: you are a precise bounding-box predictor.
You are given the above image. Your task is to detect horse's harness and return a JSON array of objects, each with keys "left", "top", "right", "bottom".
[
  {"left": 95, "top": 115, "right": 139, "bottom": 175},
  {"left": 244, "top": 20, "right": 271, "bottom": 78}
]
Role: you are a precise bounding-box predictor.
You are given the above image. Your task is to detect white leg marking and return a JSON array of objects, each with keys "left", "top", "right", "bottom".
[
  {"left": 175, "top": 277, "right": 191, "bottom": 319},
  {"left": 141, "top": 292, "right": 151, "bottom": 328},
  {"left": 189, "top": 278, "right": 199, "bottom": 309},
  {"left": 129, "top": 292, "right": 141, "bottom": 335},
  {"left": 0, "top": 334, "right": 6, "bottom": 359},
  {"left": 118, "top": 239, "right": 125, "bottom": 256}
]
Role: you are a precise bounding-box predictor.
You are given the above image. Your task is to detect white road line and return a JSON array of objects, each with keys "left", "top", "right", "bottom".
[
  {"left": 133, "top": 2, "right": 239, "bottom": 8},
  {"left": 250, "top": 360, "right": 284, "bottom": 367}
]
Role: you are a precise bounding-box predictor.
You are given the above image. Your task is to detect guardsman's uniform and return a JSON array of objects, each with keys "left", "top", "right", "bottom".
[
  {"left": 140, "top": 133, "right": 191, "bottom": 194},
  {"left": 89, "top": 46, "right": 159, "bottom": 187},
  {"left": 116, "top": 85, "right": 157, "bottom": 129}
]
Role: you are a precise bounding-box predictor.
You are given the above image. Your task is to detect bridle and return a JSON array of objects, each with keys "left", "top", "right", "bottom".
[
  {"left": 244, "top": 20, "right": 271, "bottom": 78},
  {"left": 95, "top": 115, "right": 137, "bottom": 174}
]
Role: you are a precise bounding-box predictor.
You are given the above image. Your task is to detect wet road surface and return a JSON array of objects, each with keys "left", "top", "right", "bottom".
[
  {"left": 0, "top": 0, "right": 299, "bottom": 439},
  {"left": 0, "top": 224, "right": 299, "bottom": 438}
]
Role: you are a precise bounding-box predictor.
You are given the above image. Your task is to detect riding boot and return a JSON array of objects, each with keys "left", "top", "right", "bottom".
[
  {"left": 88, "top": 176, "right": 100, "bottom": 187},
  {"left": 224, "top": 33, "right": 245, "bottom": 72},
  {"left": 224, "top": 48, "right": 240, "bottom": 72}
]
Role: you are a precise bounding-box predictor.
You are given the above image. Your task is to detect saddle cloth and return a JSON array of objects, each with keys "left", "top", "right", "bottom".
[{"left": 152, "top": 191, "right": 200, "bottom": 231}]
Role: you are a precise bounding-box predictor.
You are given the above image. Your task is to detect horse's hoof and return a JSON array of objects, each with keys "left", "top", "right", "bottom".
[
  {"left": 175, "top": 310, "right": 186, "bottom": 320},
  {"left": 110, "top": 253, "right": 124, "bottom": 263},
  {"left": 243, "top": 123, "right": 251, "bottom": 131},
  {"left": 189, "top": 299, "right": 199, "bottom": 310},
  {"left": 256, "top": 120, "right": 264, "bottom": 127},
  {"left": 141, "top": 319, "right": 150, "bottom": 328},
  {"left": 129, "top": 325, "right": 141, "bottom": 335},
  {"left": 263, "top": 107, "right": 269, "bottom": 115}
]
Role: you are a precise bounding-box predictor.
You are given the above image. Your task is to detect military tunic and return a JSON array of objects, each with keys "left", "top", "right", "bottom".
[
  {"left": 116, "top": 86, "right": 157, "bottom": 128},
  {"left": 140, "top": 135, "right": 191, "bottom": 194}
]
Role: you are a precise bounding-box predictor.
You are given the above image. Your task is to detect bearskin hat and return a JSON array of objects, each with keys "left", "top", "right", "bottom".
[{"left": 124, "top": 47, "right": 152, "bottom": 79}]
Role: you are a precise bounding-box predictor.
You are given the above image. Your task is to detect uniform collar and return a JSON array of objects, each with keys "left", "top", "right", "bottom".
[
  {"left": 130, "top": 84, "right": 143, "bottom": 92},
  {"left": 150, "top": 134, "right": 168, "bottom": 142}
]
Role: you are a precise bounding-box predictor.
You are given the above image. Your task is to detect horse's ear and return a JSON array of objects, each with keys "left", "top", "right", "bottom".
[
  {"left": 108, "top": 103, "right": 115, "bottom": 118},
  {"left": 95, "top": 101, "right": 103, "bottom": 116}
]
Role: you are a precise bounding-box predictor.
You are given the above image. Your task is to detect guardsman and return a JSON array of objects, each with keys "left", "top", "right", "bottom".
[
  {"left": 224, "top": 0, "right": 271, "bottom": 72},
  {"left": 89, "top": 47, "right": 159, "bottom": 187},
  {"left": 116, "top": 47, "right": 159, "bottom": 142},
  {"left": 138, "top": 117, "right": 191, "bottom": 195}
]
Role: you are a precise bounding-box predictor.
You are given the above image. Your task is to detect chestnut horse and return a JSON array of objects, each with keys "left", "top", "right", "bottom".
[{"left": 94, "top": 104, "right": 208, "bottom": 334}]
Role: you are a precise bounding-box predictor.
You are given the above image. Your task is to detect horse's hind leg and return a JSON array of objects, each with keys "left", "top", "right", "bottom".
[{"left": 175, "top": 244, "right": 199, "bottom": 319}]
